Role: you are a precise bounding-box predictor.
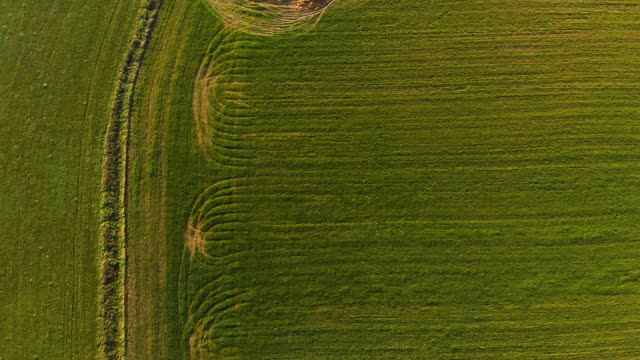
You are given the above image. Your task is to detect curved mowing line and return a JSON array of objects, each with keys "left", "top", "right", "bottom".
[
  {"left": 180, "top": 177, "right": 250, "bottom": 358},
  {"left": 97, "top": 1, "right": 161, "bottom": 359},
  {"left": 182, "top": 2, "right": 335, "bottom": 356},
  {"left": 184, "top": 179, "right": 248, "bottom": 260},
  {"left": 192, "top": 30, "right": 258, "bottom": 168},
  {"left": 207, "top": 0, "right": 334, "bottom": 35}
]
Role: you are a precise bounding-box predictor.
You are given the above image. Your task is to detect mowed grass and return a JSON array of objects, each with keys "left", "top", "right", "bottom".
[
  {"left": 178, "top": 0, "right": 640, "bottom": 358},
  {"left": 0, "top": 1, "right": 139, "bottom": 358}
]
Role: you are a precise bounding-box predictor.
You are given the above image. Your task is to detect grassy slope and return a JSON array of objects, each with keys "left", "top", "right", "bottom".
[
  {"left": 0, "top": 1, "right": 138, "bottom": 358},
  {"left": 179, "top": 0, "right": 640, "bottom": 358}
]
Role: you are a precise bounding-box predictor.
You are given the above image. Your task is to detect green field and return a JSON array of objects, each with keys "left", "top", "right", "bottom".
[
  {"left": 3, "top": 0, "right": 640, "bottom": 358},
  {"left": 0, "top": 1, "right": 139, "bottom": 358},
  {"left": 176, "top": 0, "right": 640, "bottom": 358}
]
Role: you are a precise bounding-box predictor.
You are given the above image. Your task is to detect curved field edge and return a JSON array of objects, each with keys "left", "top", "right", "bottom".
[{"left": 97, "top": 0, "right": 161, "bottom": 358}]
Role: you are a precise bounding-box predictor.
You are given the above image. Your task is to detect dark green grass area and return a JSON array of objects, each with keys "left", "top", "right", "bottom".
[
  {"left": 182, "top": 0, "right": 640, "bottom": 358},
  {"left": 0, "top": 1, "right": 138, "bottom": 358}
]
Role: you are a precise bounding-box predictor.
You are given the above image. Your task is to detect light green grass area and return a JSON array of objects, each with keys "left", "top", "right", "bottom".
[
  {"left": 177, "top": 0, "right": 640, "bottom": 358},
  {"left": 0, "top": 1, "right": 138, "bottom": 358}
]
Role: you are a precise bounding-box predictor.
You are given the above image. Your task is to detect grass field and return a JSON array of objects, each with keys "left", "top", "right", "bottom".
[
  {"left": 173, "top": 0, "right": 640, "bottom": 358},
  {"left": 0, "top": 1, "right": 140, "bottom": 358},
  {"left": 4, "top": 0, "right": 640, "bottom": 358}
]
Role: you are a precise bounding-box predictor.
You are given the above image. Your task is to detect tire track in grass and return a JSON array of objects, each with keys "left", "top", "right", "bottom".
[
  {"left": 182, "top": 2, "right": 335, "bottom": 357},
  {"left": 181, "top": 178, "right": 250, "bottom": 358},
  {"left": 183, "top": 27, "right": 260, "bottom": 359},
  {"left": 97, "top": 1, "right": 161, "bottom": 358}
]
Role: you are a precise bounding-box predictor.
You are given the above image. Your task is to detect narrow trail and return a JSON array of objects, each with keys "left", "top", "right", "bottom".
[{"left": 97, "top": 1, "right": 162, "bottom": 359}]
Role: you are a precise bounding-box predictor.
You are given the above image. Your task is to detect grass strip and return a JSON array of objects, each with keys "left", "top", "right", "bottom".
[{"left": 97, "top": 1, "right": 162, "bottom": 358}]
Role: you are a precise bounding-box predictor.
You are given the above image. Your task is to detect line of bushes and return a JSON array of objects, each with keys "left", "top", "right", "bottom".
[{"left": 97, "top": 1, "right": 161, "bottom": 359}]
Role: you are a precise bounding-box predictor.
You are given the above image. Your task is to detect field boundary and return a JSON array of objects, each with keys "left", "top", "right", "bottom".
[{"left": 97, "top": 1, "right": 162, "bottom": 358}]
